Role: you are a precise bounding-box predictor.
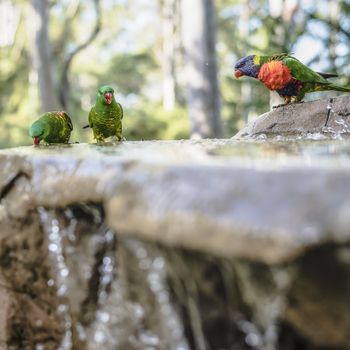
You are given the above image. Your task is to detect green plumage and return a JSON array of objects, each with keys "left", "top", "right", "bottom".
[
  {"left": 258, "top": 53, "right": 350, "bottom": 102},
  {"left": 29, "top": 111, "right": 73, "bottom": 145},
  {"left": 88, "top": 85, "right": 123, "bottom": 142}
]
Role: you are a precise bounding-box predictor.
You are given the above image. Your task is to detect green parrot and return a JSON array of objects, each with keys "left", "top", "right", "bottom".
[
  {"left": 84, "top": 85, "right": 124, "bottom": 142},
  {"left": 234, "top": 53, "right": 350, "bottom": 104},
  {"left": 29, "top": 111, "right": 73, "bottom": 145}
]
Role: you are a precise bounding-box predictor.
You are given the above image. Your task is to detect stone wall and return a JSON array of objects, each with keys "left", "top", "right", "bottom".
[{"left": 1, "top": 140, "right": 350, "bottom": 349}]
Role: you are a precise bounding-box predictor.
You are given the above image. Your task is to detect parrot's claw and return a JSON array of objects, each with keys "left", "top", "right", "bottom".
[{"left": 272, "top": 104, "right": 286, "bottom": 109}]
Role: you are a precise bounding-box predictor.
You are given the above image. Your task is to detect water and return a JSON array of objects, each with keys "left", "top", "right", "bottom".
[
  {"left": 38, "top": 207, "right": 73, "bottom": 350},
  {"left": 126, "top": 239, "right": 190, "bottom": 350}
]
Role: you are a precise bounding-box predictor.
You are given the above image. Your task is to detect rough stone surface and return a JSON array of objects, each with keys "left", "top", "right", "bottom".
[
  {"left": 234, "top": 95, "right": 350, "bottom": 139},
  {"left": 2, "top": 141, "right": 350, "bottom": 264},
  {"left": 1, "top": 140, "right": 350, "bottom": 349}
]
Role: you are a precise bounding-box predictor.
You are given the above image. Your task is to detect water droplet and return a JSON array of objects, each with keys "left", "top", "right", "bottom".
[
  {"left": 104, "top": 230, "right": 114, "bottom": 242},
  {"left": 47, "top": 279, "right": 55, "bottom": 286},
  {"left": 140, "top": 331, "right": 160, "bottom": 346},
  {"left": 97, "top": 311, "right": 110, "bottom": 323},
  {"left": 101, "top": 275, "right": 111, "bottom": 285},
  {"left": 94, "top": 330, "right": 106, "bottom": 343},
  {"left": 57, "top": 284, "right": 67, "bottom": 296},
  {"left": 58, "top": 304, "right": 68, "bottom": 313},
  {"left": 102, "top": 256, "right": 111, "bottom": 265},
  {"left": 245, "top": 333, "right": 260, "bottom": 346},
  {"left": 48, "top": 243, "right": 58, "bottom": 252},
  {"left": 136, "top": 247, "right": 147, "bottom": 259},
  {"left": 255, "top": 133, "right": 267, "bottom": 140},
  {"left": 60, "top": 268, "right": 69, "bottom": 277},
  {"left": 152, "top": 257, "right": 165, "bottom": 270}
]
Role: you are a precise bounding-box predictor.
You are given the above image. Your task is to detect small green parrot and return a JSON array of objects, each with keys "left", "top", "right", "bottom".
[
  {"left": 29, "top": 111, "right": 73, "bottom": 145},
  {"left": 234, "top": 53, "right": 350, "bottom": 104},
  {"left": 84, "top": 85, "right": 124, "bottom": 142}
]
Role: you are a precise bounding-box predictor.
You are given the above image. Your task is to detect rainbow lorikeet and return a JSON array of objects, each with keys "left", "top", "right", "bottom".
[
  {"left": 29, "top": 111, "right": 73, "bottom": 145},
  {"left": 84, "top": 85, "right": 124, "bottom": 142},
  {"left": 234, "top": 53, "right": 350, "bottom": 104}
]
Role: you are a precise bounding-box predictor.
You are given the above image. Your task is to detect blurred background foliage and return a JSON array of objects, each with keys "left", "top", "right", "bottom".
[{"left": 1, "top": 0, "right": 350, "bottom": 148}]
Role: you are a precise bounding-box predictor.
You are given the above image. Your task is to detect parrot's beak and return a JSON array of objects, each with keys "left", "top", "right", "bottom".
[
  {"left": 234, "top": 70, "right": 244, "bottom": 79},
  {"left": 104, "top": 92, "right": 113, "bottom": 105},
  {"left": 33, "top": 137, "right": 40, "bottom": 146}
]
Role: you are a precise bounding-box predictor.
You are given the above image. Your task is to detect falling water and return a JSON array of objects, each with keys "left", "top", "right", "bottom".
[
  {"left": 233, "top": 264, "right": 295, "bottom": 350},
  {"left": 126, "top": 239, "right": 190, "bottom": 350},
  {"left": 38, "top": 207, "right": 73, "bottom": 350},
  {"left": 37, "top": 204, "right": 297, "bottom": 350},
  {"left": 87, "top": 229, "right": 118, "bottom": 350}
]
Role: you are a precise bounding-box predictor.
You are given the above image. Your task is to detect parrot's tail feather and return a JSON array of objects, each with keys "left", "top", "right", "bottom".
[
  {"left": 82, "top": 125, "right": 90, "bottom": 129},
  {"left": 318, "top": 72, "right": 338, "bottom": 79},
  {"left": 330, "top": 84, "right": 350, "bottom": 92}
]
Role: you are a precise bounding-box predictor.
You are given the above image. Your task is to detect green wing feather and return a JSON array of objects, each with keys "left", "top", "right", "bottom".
[
  {"left": 282, "top": 55, "right": 350, "bottom": 92},
  {"left": 117, "top": 103, "right": 123, "bottom": 120},
  {"left": 282, "top": 56, "right": 329, "bottom": 84}
]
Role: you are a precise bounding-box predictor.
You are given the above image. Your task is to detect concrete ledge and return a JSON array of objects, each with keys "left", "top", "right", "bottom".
[{"left": 2, "top": 140, "right": 350, "bottom": 264}]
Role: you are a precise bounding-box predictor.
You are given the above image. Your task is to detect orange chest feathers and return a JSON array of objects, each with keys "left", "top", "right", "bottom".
[{"left": 258, "top": 61, "right": 293, "bottom": 90}]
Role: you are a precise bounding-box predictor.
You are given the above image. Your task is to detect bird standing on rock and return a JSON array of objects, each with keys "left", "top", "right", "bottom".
[
  {"left": 29, "top": 111, "right": 73, "bottom": 145},
  {"left": 234, "top": 53, "right": 350, "bottom": 105},
  {"left": 84, "top": 85, "right": 124, "bottom": 142}
]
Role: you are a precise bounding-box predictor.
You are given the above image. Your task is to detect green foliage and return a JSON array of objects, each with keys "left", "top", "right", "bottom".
[{"left": 124, "top": 103, "right": 190, "bottom": 141}]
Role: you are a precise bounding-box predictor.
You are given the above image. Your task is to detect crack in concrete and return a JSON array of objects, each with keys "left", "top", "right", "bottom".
[
  {"left": 325, "top": 98, "right": 334, "bottom": 127},
  {"left": 0, "top": 171, "right": 30, "bottom": 202}
]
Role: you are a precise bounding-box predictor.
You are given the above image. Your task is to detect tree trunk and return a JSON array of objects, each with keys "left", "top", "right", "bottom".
[
  {"left": 239, "top": 0, "right": 252, "bottom": 123},
  {"left": 31, "top": 0, "right": 61, "bottom": 111},
  {"left": 328, "top": 0, "right": 340, "bottom": 71},
  {"left": 180, "top": 0, "right": 223, "bottom": 138},
  {"left": 162, "top": 0, "right": 177, "bottom": 111}
]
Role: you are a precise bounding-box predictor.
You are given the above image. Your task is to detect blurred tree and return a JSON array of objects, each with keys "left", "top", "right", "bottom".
[
  {"left": 31, "top": 0, "right": 60, "bottom": 111},
  {"left": 239, "top": 0, "right": 252, "bottom": 123},
  {"left": 30, "top": 0, "right": 102, "bottom": 111},
  {"left": 180, "top": 0, "right": 223, "bottom": 138},
  {"left": 2, "top": 0, "right": 350, "bottom": 148},
  {"left": 327, "top": 0, "right": 341, "bottom": 71},
  {"left": 58, "top": 0, "right": 101, "bottom": 109},
  {"left": 161, "top": 0, "right": 177, "bottom": 111}
]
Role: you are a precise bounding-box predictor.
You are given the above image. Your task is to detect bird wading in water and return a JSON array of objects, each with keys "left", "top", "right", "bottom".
[
  {"left": 29, "top": 111, "right": 73, "bottom": 145},
  {"left": 234, "top": 53, "right": 350, "bottom": 106},
  {"left": 84, "top": 85, "right": 124, "bottom": 142}
]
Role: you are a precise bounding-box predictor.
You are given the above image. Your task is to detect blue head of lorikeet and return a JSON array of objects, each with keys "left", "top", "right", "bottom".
[{"left": 234, "top": 55, "right": 260, "bottom": 79}]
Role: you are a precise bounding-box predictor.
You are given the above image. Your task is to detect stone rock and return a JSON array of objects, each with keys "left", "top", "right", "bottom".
[
  {"left": 1, "top": 141, "right": 350, "bottom": 349},
  {"left": 234, "top": 95, "right": 350, "bottom": 139}
]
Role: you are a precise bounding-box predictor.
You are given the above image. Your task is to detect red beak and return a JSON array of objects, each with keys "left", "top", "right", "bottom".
[
  {"left": 33, "top": 137, "right": 40, "bottom": 146},
  {"left": 104, "top": 92, "right": 113, "bottom": 104},
  {"left": 234, "top": 70, "right": 244, "bottom": 79}
]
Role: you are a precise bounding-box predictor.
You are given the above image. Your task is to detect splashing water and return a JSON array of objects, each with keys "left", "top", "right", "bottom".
[
  {"left": 88, "top": 229, "right": 118, "bottom": 349},
  {"left": 234, "top": 264, "right": 295, "bottom": 350},
  {"left": 38, "top": 207, "right": 73, "bottom": 350},
  {"left": 334, "top": 118, "right": 350, "bottom": 133},
  {"left": 127, "top": 239, "right": 190, "bottom": 350}
]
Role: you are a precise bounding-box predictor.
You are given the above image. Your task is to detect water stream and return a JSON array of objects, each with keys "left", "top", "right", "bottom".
[{"left": 38, "top": 207, "right": 73, "bottom": 350}]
